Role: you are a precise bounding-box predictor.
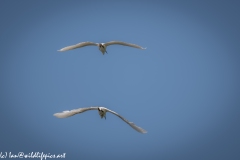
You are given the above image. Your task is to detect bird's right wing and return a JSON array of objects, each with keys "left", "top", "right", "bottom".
[
  {"left": 105, "top": 108, "right": 147, "bottom": 134},
  {"left": 104, "top": 41, "right": 146, "bottom": 50},
  {"left": 53, "top": 107, "right": 99, "bottom": 118},
  {"left": 58, "top": 42, "right": 98, "bottom": 52}
]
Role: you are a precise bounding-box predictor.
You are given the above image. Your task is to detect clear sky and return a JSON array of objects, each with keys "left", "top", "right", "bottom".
[{"left": 0, "top": 0, "right": 240, "bottom": 160}]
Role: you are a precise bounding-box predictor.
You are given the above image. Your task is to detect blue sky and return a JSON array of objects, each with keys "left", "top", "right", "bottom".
[{"left": 0, "top": 0, "right": 240, "bottom": 160}]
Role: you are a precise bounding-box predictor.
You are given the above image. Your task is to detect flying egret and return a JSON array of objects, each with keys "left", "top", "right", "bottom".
[
  {"left": 54, "top": 106, "right": 147, "bottom": 133},
  {"left": 58, "top": 41, "right": 146, "bottom": 55}
]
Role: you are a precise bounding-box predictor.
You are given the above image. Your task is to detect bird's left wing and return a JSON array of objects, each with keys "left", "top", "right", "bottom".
[
  {"left": 58, "top": 41, "right": 98, "bottom": 52},
  {"left": 53, "top": 107, "right": 99, "bottom": 118},
  {"left": 104, "top": 41, "right": 146, "bottom": 50},
  {"left": 105, "top": 108, "right": 147, "bottom": 133}
]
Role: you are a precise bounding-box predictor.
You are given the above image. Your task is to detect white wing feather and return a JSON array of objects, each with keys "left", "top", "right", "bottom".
[
  {"left": 104, "top": 41, "right": 146, "bottom": 50},
  {"left": 53, "top": 107, "right": 98, "bottom": 118},
  {"left": 105, "top": 108, "right": 147, "bottom": 133},
  {"left": 58, "top": 42, "right": 98, "bottom": 52}
]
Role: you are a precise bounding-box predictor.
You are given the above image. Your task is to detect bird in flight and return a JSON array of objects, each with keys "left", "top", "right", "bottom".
[
  {"left": 58, "top": 41, "right": 146, "bottom": 55},
  {"left": 54, "top": 106, "right": 147, "bottom": 133}
]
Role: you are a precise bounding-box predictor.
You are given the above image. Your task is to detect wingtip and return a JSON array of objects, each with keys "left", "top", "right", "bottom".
[
  {"left": 53, "top": 113, "right": 64, "bottom": 118},
  {"left": 142, "top": 130, "right": 147, "bottom": 134},
  {"left": 139, "top": 129, "right": 147, "bottom": 134}
]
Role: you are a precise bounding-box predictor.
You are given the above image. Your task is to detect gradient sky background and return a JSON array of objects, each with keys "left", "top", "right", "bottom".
[{"left": 0, "top": 0, "right": 240, "bottom": 160}]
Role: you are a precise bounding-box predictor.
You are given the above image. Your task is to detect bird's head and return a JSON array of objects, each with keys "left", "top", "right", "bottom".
[{"left": 98, "top": 43, "right": 104, "bottom": 48}]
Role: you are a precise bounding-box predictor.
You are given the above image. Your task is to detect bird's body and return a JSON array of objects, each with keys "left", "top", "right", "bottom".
[
  {"left": 58, "top": 41, "right": 146, "bottom": 55},
  {"left": 98, "top": 107, "right": 106, "bottom": 119},
  {"left": 54, "top": 106, "right": 147, "bottom": 133}
]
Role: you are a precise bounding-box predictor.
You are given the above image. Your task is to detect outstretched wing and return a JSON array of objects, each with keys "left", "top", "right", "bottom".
[
  {"left": 58, "top": 42, "right": 98, "bottom": 52},
  {"left": 104, "top": 41, "right": 146, "bottom": 50},
  {"left": 105, "top": 108, "right": 147, "bottom": 133},
  {"left": 53, "top": 107, "right": 99, "bottom": 118}
]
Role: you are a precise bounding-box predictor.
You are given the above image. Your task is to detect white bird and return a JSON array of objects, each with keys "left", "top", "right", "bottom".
[
  {"left": 58, "top": 41, "right": 146, "bottom": 55},
  {"left": 54, "top": 106, "right": 147, "bottom": 133}
]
